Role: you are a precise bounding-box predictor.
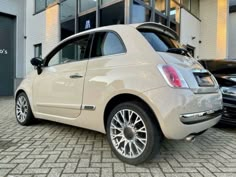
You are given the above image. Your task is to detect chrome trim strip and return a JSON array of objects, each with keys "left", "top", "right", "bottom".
[
  {"left": 180, "top": 109, "right": 223, "bottom": 124},
  {"left": 192, "top": 68, "right": 209, "bottom": 74},
  {"left": 81, "top": 105, "right": 96, "bottom": 111}
]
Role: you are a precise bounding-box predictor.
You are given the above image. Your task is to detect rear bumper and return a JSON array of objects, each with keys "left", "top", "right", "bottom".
[{"left": 143, "top": 87, "right": 223, "bottom": 140}]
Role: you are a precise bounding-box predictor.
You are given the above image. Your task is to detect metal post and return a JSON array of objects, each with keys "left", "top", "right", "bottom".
[
  {"left": 166, "top": 0, "right": 170, "bottom": 27},
  {"left": 125, "top": 0, "right": 132, "bottom": 24},
  {"left": 96, "top": 0, "right": 100, "bottom": 27},
  {"left": 151, "top": 0, "right": 155, "bottom": 22},
  {"left": 75, "top": 0, "right": 78, "bottom": 33}
]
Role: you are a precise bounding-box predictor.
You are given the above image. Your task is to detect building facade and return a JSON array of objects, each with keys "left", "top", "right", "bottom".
[{"left": 0, "top": 0, "right": 235, "bottom": 96}]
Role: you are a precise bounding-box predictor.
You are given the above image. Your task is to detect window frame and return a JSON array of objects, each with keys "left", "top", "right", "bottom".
[
  {"left": 89, "top": 30, "right": 127, "bottom": 60},
  {"left": 44, "top": 34, "right": 93, "bottom": 67}
]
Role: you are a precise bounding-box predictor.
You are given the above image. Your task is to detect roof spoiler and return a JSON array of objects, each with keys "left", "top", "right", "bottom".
[{"left": 134, "top": 22, "right": 179, "bottom": 40}]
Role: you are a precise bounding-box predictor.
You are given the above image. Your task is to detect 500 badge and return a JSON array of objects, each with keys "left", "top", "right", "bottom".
[{"left": 0, "top": 49, "right": 8, "bottom": 55}]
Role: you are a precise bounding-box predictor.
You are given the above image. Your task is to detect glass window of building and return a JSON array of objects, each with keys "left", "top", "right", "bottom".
[
  {"left": 132, "top": 1, "right": 151, "bottom": 23},
  {"left": 34, "top": 44, "right": 42, "bottom": 58},
  {"left": 47, "top": 0, "right": 56, "bottom": 6},
  {"left": 141, "top": 0, "right": 151, "bottom": 5},
  {"left": 91, "top": 32, "right": 125, "bottom": 58},
  {"left": 100, "top": 1, "right": 125, "bottom": 26},
  {"left": 80, "top": 0, "right": 97, "bottom": 12},
  {"left": 35, "top": 0, "right": 46, "bottom": 13},
  {"left": 79, "top": 12, "right": 96, "bottom": 32},
  {"left": 60, "top": 0, "right": 76, "bottom": 40},
  {"left": 101, "top": 0, "right": 115, "bottom": 5},
  {"left": 170, "top": 0, "right": 180, "bottom": 23},
  {"left": 182, "top": 0, "right": 190, "bottom": 10},
  {"left": 155, "top": 14, "right": 167, "bottom": 25},
  {"left": 191, "top": 0, "right": 199, "bottom": 17},
  {"left": 155, "top": 0, "right": 165, "bottom": 14}
]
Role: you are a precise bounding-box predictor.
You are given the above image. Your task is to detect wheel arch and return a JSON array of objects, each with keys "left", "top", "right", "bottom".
[
  {"left": 103, "top": 93, "right": 162, "bottom": 134},
  {"left": 15, "top": 89, "right": 26, "bottom": 100}
]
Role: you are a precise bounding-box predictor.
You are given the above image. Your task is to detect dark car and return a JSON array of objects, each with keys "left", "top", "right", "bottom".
[{"left": 199, "top": 59, "right": 236, "bottom": 125}]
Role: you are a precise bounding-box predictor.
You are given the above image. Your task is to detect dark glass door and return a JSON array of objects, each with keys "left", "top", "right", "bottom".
[{"left": 0, "top": 14, "right": 15, "bottom": 96}]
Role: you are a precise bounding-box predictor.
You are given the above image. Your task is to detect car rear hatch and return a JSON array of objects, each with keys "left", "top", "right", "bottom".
[{"left": 135, "top": 23, "right": 219, "bottom": 94}]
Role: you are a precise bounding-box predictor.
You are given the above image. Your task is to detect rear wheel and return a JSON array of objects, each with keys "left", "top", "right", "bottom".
[
  {"left": 106, "top": 101, "right": 161, "bottom": 165},
  {"left": 15, "top": 92, "right": 35, "bottom": 126}
]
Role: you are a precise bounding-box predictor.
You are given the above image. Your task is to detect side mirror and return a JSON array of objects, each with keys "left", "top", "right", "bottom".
[
  {"left": 31, "top": 57, "right": 43, "bottom": 75},
  {"left": 31, "top": 57, "right": 43, "bottom": 66}
]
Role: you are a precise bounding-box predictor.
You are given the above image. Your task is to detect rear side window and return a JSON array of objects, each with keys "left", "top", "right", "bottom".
[
  {"left": 140, "top": 30, "right": 181, "bottom": 52},
  {"left": 91, "top": 32, "right": 125, "bottom": 58}
]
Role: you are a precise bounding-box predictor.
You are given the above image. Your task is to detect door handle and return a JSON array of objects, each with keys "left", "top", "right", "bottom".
[{"left": 70, "top": 74, "right": 83, "bottom": 79}]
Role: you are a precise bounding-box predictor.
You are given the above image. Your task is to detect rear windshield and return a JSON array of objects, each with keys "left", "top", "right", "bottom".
[{"left": 139, "top": 30, "right": 181, "bottom": 52}]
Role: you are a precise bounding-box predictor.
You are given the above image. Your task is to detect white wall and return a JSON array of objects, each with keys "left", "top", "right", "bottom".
[
  {"left": 0, "top": 0, "right": 26, "bottom": 83},
  {"left": 25, "top": 1, "right": 60, "bottom": 73},
  {"left": 199, "top": 0, "right": 229, "bottom": 59},
  {"left": 229, "top": 12, "right": 236, "bottom": 59},
  {"left": 180, "top": 8, "right": 201, "bottom": 59}
]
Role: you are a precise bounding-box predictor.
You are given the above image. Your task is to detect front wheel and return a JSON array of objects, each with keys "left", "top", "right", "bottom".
[
  {"left": 106, "top": 102, "right": 161, "bottom": 165},
  {"left": 15, "top": 92, "right": 35, "bottom": 126}
]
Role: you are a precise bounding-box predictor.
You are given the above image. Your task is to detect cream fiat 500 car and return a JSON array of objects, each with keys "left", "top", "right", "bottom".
[{"left": 15, "top": 23, "right": 222, "bottom": 164}]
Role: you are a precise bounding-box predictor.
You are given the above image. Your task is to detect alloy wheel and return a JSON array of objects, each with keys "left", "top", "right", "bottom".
[
  {"left": 110, "top": 109, "right": 147, "bottom": 159},
  {"left": 16, "top": 96, "right": 28, "bottom": 123}
]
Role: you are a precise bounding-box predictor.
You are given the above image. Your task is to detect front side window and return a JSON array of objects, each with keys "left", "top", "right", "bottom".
[
  {"left": 47, "top": 35, "right": 90, "bottom": 67},
  {"left": 91, "top": 32, "right": 125, "bottom": 58},
  {"left": 140, "top": 30, "right": 181, "bottom": 52}
]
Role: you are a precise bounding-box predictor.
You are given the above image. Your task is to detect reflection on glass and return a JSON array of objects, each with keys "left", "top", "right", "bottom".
[
  {"left": 100, "top": 2, "right": 124, "bottom": 26},
  {"left": 131, "top": 2, "right": 151, "bottom": 23},
  {"left": 60, "top": 0, "right": 76, "bottom": 40},
  {"left": 101, "top": 0, "right": 115, "bottom": 5},
  {"left": 47, "top": 0, "right": 56, "bottom": 6},
  {"left": 141, "top": 0, "right": 150, "bottom": 5},
  {"left": 34, "top": 44, "right": 42, "bottom": 58},
  {"left": 170, "top": 21, "right": 180, "bottom": 34},
  {"left": 155, "top": 0, "right": 165, "bottom": 14},
  {"left": 182, "top": 0, "right": 190, "bottom": 10},
  {"left": 170, "top": 0, "right": 180, "bottom": 23},
  {"left": 155, "top": 13, "right": 167, "bottom": 25},
  {"left": 191, "top": 0, "right": 199, "bottom": 17},
  {"left": 79, "top": 12, "right": 96, "bottom": 32},
  {"left": 35, "top": 0, "right": 46, "bottom": 12},
  {"left": 80, "top": 0, "right": 97, "bottom": 12}
]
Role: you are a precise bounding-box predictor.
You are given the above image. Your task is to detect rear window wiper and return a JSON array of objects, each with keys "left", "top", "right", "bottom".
[{"left": 166, "top": 48, "right": 190, "bottom": 57}]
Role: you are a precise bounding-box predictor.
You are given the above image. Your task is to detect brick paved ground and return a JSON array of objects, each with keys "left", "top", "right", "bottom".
[{"left": 0, "top": 98, "right": 236, "bottom": 177}]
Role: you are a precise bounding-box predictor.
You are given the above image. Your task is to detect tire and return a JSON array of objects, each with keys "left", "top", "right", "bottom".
[
  {"left": 15, "top": 92, "right": 35, "bottom": 126},
  {"left": 106, "top": 101, "right": 161, "bottom": 165}
]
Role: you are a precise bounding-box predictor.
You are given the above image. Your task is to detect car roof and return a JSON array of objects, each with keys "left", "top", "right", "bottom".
[{"left": 61, "top": 22, "right": 178, "bottom": 44}]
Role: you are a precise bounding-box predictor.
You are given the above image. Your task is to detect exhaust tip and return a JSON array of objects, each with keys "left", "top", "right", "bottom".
[{"left": 185, "top": 135, "right": 196, "bottom": 142}]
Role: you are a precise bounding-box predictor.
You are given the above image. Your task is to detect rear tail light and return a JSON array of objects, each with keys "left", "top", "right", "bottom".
[{"left": 158, "top": 65, "right": 189, "bottom": 88}]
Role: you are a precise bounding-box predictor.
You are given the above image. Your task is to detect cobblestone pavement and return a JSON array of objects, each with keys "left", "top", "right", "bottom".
[{"left": 0, "top": 98, "right": 236, "bottom": 177}]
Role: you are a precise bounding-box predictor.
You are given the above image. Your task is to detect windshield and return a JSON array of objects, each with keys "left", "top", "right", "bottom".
[{"left": 140, "top": 30, "right": 182, "bottom": 52}]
